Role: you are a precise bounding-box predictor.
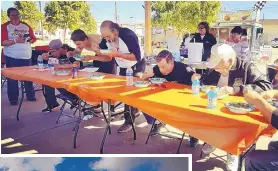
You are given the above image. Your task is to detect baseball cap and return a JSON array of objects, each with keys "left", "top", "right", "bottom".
[
  {"left": 49, "top": 39, "right": 63, "bottom": 50},
  {"left": 206, "top": 43, "right": 236, "bottom": 69}
]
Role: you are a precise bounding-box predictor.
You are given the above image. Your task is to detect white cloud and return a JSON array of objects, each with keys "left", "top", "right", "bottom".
[
  {"left": 0, "top": 157, "right": 64, "bottom": 171},
  {"left": 90, "top": 157, "right": 188, "bottom": 171}
]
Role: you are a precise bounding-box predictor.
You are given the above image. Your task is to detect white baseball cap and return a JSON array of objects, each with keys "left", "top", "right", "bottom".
[{"left": 206, "top": 43, "right": 236, "bottom": 69}]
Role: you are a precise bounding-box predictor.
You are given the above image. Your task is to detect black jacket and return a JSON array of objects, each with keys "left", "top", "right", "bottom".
[
  {"left": 190, "top": 32, "right": 217, "bottom": 61},
  {"left": 200, "top": 57, "right": 272, "bottom": 94}
]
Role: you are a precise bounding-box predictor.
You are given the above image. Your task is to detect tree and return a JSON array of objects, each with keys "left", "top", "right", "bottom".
[
  {"left": 1, "top": 9, "right": 8, "bottom": 24},
  {"left": 44, "top": 1, "right": 97, "bottom": 42},
  {"left": 14, "top": 1, "right": 44, "bottom": 29},
  {"left": 81, "top": 17, "right": 97, "bottom": 34},
  {"left": 152, "top": 1, "right": 221, "bottom": 36}
]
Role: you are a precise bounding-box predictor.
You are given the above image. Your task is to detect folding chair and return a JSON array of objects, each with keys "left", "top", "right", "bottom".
[{"left": 145, "top": 118, "right": 186, "bottom": 154}]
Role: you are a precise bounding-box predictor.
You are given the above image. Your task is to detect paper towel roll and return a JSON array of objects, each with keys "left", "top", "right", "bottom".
[{"left": 188, "top": 43, "right": 203, "bottom": 64}]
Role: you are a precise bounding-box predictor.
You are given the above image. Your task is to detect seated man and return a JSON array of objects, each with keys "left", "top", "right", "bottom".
[
  {"left": 143, "top": 50, "right": 195, "bottom": 142},
  {"left": 41, "top": 39, "right": 83, "bottom": 112},
  {"left": 243, "top": 89, "right": 278, "bottom": 171},
  {"left": 193, "top": 43, "right": 272, "bottom": 171}
]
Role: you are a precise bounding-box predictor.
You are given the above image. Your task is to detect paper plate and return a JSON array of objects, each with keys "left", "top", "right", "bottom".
[
  {"left": 134, "top": 81, "right": 150, "bottom": 88},
  {"left": 55, "top": 71, "right": 70, "bottom": 76},
  {"left": 226, "top": 102, "right": 255, "bottom": 114},
  {"left": 149, "top": 78, "right": 166, "bottom": 84},
  {"left": 89, "top": 73, "right": 105, "bottom": 80}
]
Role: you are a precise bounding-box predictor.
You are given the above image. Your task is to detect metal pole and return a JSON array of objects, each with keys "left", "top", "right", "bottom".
[
  {"left": 115, "top": 2, "right": 118, "bottom": 23},
  {"left": 39, "top": 1, "right": 44, "bottom": 40},
  {"left": 144, "top": 1, "right": 152, "bottom": 56}
]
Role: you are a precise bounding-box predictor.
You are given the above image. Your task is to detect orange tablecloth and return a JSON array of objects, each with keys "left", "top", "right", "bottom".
[{"left": 2, "top": 66, "right": 276, "bottom": 155}]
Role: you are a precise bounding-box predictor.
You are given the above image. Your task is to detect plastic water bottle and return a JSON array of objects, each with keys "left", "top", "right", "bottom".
[
  {"left": 126, "top": 67, "right": 133, "bottom": 86},
  {"left": 72, "top": 63, "right": 78, "bottom": 79},
  {"left": 192, "top": 79, "right": 200, "bottom": 95},
  {"left": 37, "top": 55, "right": 44, "bottom": 71},
  {"left": 48, "top": 59, "right": 55, "bottom": 75},
  {"left": 207, "top": 87, "right": 217, "bottom": 109}
]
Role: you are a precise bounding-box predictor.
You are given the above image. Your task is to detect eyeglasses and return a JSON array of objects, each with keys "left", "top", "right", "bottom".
[
  {"left": 198, "top": 27, "right": 205, "bottom": 30},
  {"left": 9, "top": 14, "right": 20, "bottom": 17}
]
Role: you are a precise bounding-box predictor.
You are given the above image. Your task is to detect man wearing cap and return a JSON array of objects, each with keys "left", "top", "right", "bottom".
[
  {"left": 192, "top": 43, "right": 272, "bottom": 171},
  {"left": 40, "top": 39, "right": 83, "bottom": 112}
]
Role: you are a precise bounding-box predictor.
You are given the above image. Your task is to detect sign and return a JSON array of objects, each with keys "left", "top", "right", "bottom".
[{"left": 221, "top": 10, "right": 253, "bottom": 22}]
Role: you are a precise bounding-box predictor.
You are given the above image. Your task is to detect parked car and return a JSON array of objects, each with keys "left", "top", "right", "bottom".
[{"left": 271, "top": 38, "right": 278, "bottom": 48}]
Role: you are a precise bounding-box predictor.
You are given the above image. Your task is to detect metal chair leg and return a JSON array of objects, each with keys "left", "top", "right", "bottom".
[
  {"left": 177, "top": 133, "right": 185, "bottom": 154},
  {"left": 16, "top": 82, "right": 25, "bottom": 121},
  {"left": 145, "top": 119, "right": 156, "bottom": 144},
  {"left": 200, "top": 142, "right": 207, "bottom": 158},
  {"left": 129, "top": 106, "right": 136, "bottom": 141},
  {"left": 101, "top": 101, "right": 111, "bottom": 134},
  {"left": 56, "top": 101, "right": 67, "bottom": 124},
  {"left": 1, "top": 77, "right": 7, "bottom": 89}
]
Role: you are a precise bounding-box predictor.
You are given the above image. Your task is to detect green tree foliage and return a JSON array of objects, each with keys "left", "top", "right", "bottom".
[
  {"left": 1, "top": 9, "right": 8, "bottom": 24},
  {"left": 44, "top": 1, "right": 97, "bottom": 40},
  {"left": 152, "top": 1, "right": 221, "bottom": 35},
  {"left": 14, "top": 1, "right": 44, "bottom": 29}
]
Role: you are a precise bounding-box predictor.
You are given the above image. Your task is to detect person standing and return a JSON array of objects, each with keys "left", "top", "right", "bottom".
[
  {"left": 81, "top": 20, "right": 145, "bottom": 133},
  {"left": 190, "top": 21, "right": 217, "bottom": 74},
  {"left": 1, "top": 7, "right": 37, "bottom": 105},
  {"left": 226, "top": 26, "right": 251, "bottom": 62}
]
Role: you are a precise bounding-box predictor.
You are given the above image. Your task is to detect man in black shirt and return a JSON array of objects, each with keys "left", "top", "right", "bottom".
[
  {"left": 243, "top": 89, "right": 278, "bottom": 171},
  {"left": 41, "top": 39, "right": 83, "bottom": 112},
  {"left": 143, "top": 50, "right": 195, "bottom": 136}
]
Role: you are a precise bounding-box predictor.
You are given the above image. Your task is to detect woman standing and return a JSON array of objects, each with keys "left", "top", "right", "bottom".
[
  {"left": 190, "top": 21, "right": 217, "bottom": 74},
  {"left": 1, "top": 8, "right": 37, "bottom": 105}
]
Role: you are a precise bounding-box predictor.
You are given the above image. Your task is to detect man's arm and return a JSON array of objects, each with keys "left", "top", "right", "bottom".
[
  {"left": 257, "top": 99, "right": 278, "bottom": 129},
  {"left": 1, "top": 23, "right": 18, "bottom": 46},
  {"left": 245, "top": 63, "right": 273, "bottom": 93},
  {"left": 82, "top": 55, "right": 113, "bottom": 62}
]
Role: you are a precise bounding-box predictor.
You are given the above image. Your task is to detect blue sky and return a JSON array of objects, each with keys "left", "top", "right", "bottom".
[
  {"left": 1, "top": 1, "right": 278, "bottom": 23},
  {"left": 0, "top": 157, "right": 189, "bottom": 171}
]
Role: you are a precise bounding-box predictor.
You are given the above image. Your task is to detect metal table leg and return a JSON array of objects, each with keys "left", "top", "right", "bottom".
[
  {"left": 176, "top": 133, "right": 185, "bottom": 154},
  {"left": 100, "top": 99, "right": 112, "bottom": 154},
  {"left": 16, "top": 81, "right": 25, "bottom": 121},
  {"left": 129, "top": 106, "right": 136, "bottom": 140},
  {"left": 73, "top": 98, "right": 82, "bottom": 148}
]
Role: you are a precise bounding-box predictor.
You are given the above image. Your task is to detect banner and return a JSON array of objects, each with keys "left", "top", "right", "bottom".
[{"left": 221, "top": 10, "right": 253, "bottom": 22}]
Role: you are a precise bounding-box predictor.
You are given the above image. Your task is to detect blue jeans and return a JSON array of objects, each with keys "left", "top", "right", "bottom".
[
  {"left": 43, "top": 85, "right": 78, "bottom": 108},
  {"left": 245, "top": 141, "right": 278, "bottom": 171},
  {"left": 5, "top": 56, "right": 35, "bottom": 103}
]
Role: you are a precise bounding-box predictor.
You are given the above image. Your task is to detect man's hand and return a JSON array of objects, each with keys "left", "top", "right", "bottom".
[
  {"left": 81, "top": 55, "right": 94, "bottom": 62},
  {"left": 191, "top": 73, "right": 201, "bottom": 81},
  {"left": 244, "top": 90, "right": 265, "bottom": 109},
  {"left": 41, "top": 53, "right": 49, "bottom": 60},
  {"left": 66, "top": 51, "right": 76, "bottom": 58},
  {"left": 73, "top": 61, "right": 81, "bottom": 68},
  {"left": 142, "top": 69, "right": 155, "bottom": 80},
  {"left": 275, "top": 73, "right": 278, "bottom": 81},
  {"left": 260, "top": 90, "right": 275, "bottom": 100},
  {"left": 219, "top": 86, "right": 236, "bottom": 95},
  {"left": 91, "top": 44, "right": 101, "bottom": 54}
]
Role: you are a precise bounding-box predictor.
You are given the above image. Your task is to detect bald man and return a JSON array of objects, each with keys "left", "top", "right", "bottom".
[{"left": 80, "top": 20, "right": 146, "bottom": 133}]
